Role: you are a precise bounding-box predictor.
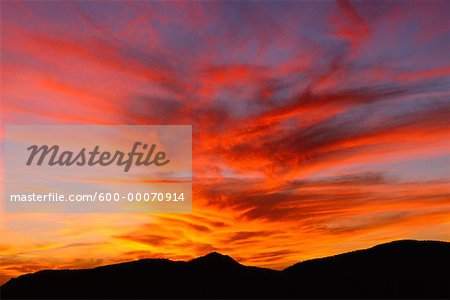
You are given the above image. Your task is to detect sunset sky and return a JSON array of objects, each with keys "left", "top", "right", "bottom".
[{"left": 1, "top": 0, "right": 450, "bottom": 285}]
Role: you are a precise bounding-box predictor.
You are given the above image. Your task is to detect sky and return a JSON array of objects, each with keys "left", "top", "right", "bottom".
[{"left": 1, "top": 0, "right": 450, "bottom": 285}]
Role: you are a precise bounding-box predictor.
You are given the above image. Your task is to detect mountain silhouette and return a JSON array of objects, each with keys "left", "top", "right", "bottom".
[
  {"left": 189, "top": 251, "right": 242, "bottom": 268},
  {"left": 1, "top": 240, "right": 449, "bottom": 299}
]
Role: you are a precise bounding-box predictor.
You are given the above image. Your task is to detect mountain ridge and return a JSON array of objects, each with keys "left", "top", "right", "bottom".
[{"left": 2, "top": 239, "right": 449, "bottom": 298}]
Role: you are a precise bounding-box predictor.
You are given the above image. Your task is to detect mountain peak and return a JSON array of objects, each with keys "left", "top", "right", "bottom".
[{"left": 190, "top": 252, "right": 240, "bottom": 266}]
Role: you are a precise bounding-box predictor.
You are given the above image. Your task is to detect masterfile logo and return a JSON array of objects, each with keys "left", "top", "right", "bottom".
[
  {"left": 4, "top": 125, "right": 192, "bottom": 213},
  {"left": 26, "top": 142, "right": 170, "bottom": 172}
]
